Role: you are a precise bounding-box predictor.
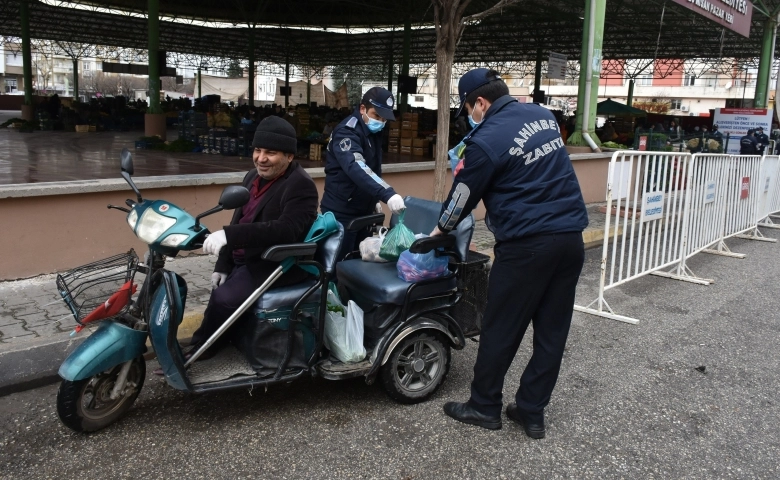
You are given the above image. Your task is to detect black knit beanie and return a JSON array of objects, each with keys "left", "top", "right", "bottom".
[{"left": 252, "top": 116, "right": 297, "bottom": 154}]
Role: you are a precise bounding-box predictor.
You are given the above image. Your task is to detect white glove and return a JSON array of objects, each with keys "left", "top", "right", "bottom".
[
  {"left": 375, "top": 202, "right": 383, "bottom": 214},
  {"left": 203, "top": 229, "right": 227, "bottom": 256},
  {"left": 387, "top": 194, "right": 406, "bottom": 215},
  {"left": 211, "top": 272, "right": 228, "bottom": 289}
]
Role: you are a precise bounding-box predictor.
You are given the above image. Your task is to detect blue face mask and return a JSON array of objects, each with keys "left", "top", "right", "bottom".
[
  {"left": 468, "top": 104, "right": 484, "bottom": 129},
  {"left": 364, "top": 113, "right": 386, "bottom": 133}
]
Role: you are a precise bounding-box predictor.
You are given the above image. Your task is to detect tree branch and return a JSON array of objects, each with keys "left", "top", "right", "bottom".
[{"left": 463, "top": 0, "right": 520, "bottom": 25}]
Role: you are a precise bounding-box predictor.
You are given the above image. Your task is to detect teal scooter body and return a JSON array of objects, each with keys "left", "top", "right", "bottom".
[{"left": 58, "top": 321, "right": 147, "bottom": 381}]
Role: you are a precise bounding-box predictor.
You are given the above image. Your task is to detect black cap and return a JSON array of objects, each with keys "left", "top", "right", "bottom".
[
  {"left": 757, "top": 126, "right": 764, "bottom": 131},
  {"left": 252, "top": 116, "right": 297, "bottom": 154},
  {"left": 362, "top": 87, "right": 396, "bottom": 121},
  {"left": 748, "top": 129, "right": 755, "bottom": 135},
  {"left": 457, "top": 68, "right": 502, "bottom": 116}
]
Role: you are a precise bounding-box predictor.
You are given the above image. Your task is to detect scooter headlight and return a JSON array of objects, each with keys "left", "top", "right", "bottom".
[
  {"left": 160, "top": 234, "right": 189, "bottom": 248},
  {"left": 136, "top": 209, "right": 176, "bottom": 244},
  {"left": 127, "top": 209, "right": 138, "bottom": 230}
]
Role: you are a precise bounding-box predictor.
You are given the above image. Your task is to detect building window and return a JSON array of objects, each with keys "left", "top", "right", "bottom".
[
  {"left": 637, "top": 74, "right": 653, "bottom": 86},
  {"left": 83, "top": 61, "right": 91, "bottom": 70},
  {"left": 5, "top": 78, "right": 17, "bottom": 93},
  {"left": 684, "top": 74, "right": 696, "bottom": 86},
  {"left": 671, "top": 99, "right": 682, "bottom": 110},
  {"left": 414, "top": 95, "right": 424, "bottom": 103}
]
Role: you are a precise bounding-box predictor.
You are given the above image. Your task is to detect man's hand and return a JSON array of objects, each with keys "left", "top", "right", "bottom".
[
  {"left": 375, "top": 202, "right": 383, "bottom": 214},
  {"left": 429, "top": 226, "right": 445, "bottom": 237},
  {"left": 388, "top": 194, "right": 405, "bottom": 215},
  {"left": 211, "top": 272, "right": 228, "bottom": 289},
  {"left": 203, "top": 230, "right": 227, "bottom": 255}
]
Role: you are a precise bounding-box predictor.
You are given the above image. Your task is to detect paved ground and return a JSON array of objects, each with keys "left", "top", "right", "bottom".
[{"left": 0, "top": 228, "right": 778, "bottom": 478}]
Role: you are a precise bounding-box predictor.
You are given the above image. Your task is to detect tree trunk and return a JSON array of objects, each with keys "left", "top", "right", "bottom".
[{"left": 433, "top": 47, "right": 454, "bottom": 202}]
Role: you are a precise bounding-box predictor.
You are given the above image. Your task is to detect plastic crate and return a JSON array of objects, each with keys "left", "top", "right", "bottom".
[{"left": 450, "top": 250, "right": 490, "bottom": 336}]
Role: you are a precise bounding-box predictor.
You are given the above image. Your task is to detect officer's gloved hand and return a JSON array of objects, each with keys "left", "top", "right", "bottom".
[
  {"left": 375, "top": 202, "right": 383, "bottom": 214},
  {"left": 203, "top": 229, "right": 227, "bottom": 255},
  {"left": 211, "top": 272, "right": 228, "bottom": 289},
  {"left": 388, "top": 194, "right": 405, "bottom": 215}
]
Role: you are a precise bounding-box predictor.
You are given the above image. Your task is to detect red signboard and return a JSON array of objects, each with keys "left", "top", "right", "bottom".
[
  {"left": 638, "top": 136, "right": 648, "bottom": 151},
  {"left": 741, "top": 177, "right": 750, "bottom": 199},
  {"left": 670, "top": 0, "right": 753, "bottom": 38}
]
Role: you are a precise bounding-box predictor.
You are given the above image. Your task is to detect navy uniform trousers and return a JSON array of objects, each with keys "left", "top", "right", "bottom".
[{"left": 467, "top": 231, "right": 585, "bottom": 421}]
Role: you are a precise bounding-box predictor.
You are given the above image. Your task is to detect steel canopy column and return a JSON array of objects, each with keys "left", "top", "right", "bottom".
[
  {"left": 400, "top": 19, "right": 411, "bottom": 113},
  {"left": 20, "top": 0, "right": 34, "bottom": 120},
  {"left": 387, "top": 30, "right": 394, "bottom": 93},
  {"left": 567, "top": 0, "right": 605, "bottom": 150},
  {"left": 72, "top": 59, "right": 79, "bottom": 102},
  {"left": 147, "top": 0, "right": 161, "bottom": 114},
  {"left": 248, "top": 30, "right": 255, "bottom": 107},
  {"left": 284, "top": 58, "right": 290, "bottom": 108},
  {"left": 533, "top": 47, "right": 542, "bottom": 95},
  {"left": 197, "top": 67, "right": 201, "bottom": 99},
  {"left": 627, "top": 79, "right": 635, "bottom": 107},
  {"left": 145, "top": 0, "right": 166, "bottom": 138},
  {"left": 754, "top": 16, "right": 777, "bottom": 108}
]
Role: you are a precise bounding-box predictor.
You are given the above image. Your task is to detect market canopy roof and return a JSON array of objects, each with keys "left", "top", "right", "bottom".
[
  {"left": 1, "top": 0, "right": 779, "bottom": 71},
  {"left": 596, "top": 99, "right": 648, "bottom": 117}
]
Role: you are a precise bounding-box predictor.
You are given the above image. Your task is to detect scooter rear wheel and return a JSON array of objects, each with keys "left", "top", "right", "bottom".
[
  {"left": 56, "top": 356, "right": 146, "bottom": 432},
  {"left": 380, "top": 332, "right": 451, "bottom": 404}
]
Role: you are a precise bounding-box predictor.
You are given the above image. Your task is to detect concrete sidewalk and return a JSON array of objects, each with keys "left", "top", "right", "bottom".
[{"left": 0, "top": 208, "right": 609, "bottom": 395}]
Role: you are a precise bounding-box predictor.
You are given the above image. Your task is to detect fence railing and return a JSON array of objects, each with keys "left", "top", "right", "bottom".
[{"left": 575, "top": 150, "right": 780, "bottom": 325}]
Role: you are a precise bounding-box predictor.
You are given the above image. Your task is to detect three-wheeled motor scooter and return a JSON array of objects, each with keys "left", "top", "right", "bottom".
[{"left": 55, "top": 149, "right": 488, "bottom": 432}]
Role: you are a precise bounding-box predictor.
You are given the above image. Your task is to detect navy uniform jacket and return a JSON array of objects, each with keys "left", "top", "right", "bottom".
[
  {"left": 438, "top": 95, "right": 588, "bottom": 242},
  {"left": 320, "top": 108, "right": 397, "bottom": 216},
  {"left": 740, "top": 135, "right": 758, "bottom": 154},
  {"left": 755, "top": 132, "right": 769, "bottom": 152}
]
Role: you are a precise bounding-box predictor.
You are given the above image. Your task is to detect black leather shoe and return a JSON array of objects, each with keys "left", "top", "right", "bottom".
[
  {"left": 506, "top": 403, "right": 545, "bottom": 439},
  {"left": 443, "top": 402, "right": 502, "bottom": 430}
]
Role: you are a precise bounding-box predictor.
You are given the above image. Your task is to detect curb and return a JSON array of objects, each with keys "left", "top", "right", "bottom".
[{"left": 0, "top": 307, "right": 206, "bottom": 398}]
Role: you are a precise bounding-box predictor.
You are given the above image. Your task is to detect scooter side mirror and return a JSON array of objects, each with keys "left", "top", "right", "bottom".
[
  {"left": 193, "top": 186, "right": 250, "bottom": 231},
  {"left": 120, "top": 148, "right": 135, "bottom": 175},
  {"left": 119, "top": 148, "right": 142, "bottom": 203},
  {"left": 218, "top": 185, "right": 250, "bottom": 210}
]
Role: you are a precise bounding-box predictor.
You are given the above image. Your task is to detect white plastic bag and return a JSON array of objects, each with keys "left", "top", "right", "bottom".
[
  {"left": 359, "top": 227, "right": 388, "bottom": 263},
  {"left": 323, "top": 292, "right": 366, "bottom": 363}
]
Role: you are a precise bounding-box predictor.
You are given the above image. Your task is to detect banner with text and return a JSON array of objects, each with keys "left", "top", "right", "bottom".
[{"left": 712, "top": 108, "right": 773, "bottom": 155}]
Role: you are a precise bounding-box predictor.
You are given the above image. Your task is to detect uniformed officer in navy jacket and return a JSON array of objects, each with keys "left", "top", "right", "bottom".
[
  {"left": 321, "top": 87, "right": 407, "bottom": 261},
  {"left": 432, "top": 68, "right": 588, "bottom": 439}
]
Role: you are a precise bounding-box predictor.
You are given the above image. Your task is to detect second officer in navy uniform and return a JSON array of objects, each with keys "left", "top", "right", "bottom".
[
  {"left": 320, "top": 87, "right": 406, "bottom": 261},
  {"left": 431, "top": 68, "right": 588, "bottom": 439}
]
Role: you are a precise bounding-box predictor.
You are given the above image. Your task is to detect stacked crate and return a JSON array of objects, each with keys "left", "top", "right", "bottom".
[
  {"left": 309, "top": 143, "right": 323, "bottom": 161},
  {"left": 412, "top": 138, "right": 430, "bottom": 156},
  {"left": 399, "top": 112, "right": 419, "bottom": 156},
  {"left": 296, "top": 105, "right": 310, "bottom": 134},
  {"left": 388, "top": 122, "right": 400, "bottom": 153},
  {"left": 180, "top": 112, "right": 208, "bottom": 144}
]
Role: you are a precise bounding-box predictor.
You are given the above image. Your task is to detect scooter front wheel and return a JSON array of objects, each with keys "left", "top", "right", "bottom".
[
  {"left": 380, "top": 332, "right": 451, "bottom": 404},
  {"left": 56, "top": 356, "right": 146, "bottom": 432}
]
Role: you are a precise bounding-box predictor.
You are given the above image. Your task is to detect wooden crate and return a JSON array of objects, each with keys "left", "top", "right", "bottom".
[
  {"left": 401, "top": 129, "right": 415, "bottom": 139},
  {"left": 309, "top": 144, "right": 323, "bottom": 161},
  {"left": 400, "top": 146, "right": 412, "bottom": 155},
  {"left": 412, "top": 147, "right": 425, "bottom": 156},
  {"left": 412, "top": 138, "right": 429, "bottom": 148},
  {"left": 75, "top": 125, "right": 89, "bottom": 133},
  {"left": 400, "top": 137, "right": 413, "bottom": 147},
  {"left": 389, "top": 128, "right": 400, "bottom": 138}
]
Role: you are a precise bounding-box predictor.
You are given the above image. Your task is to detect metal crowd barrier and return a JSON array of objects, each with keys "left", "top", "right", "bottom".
[{"left": 576, "top": 150, "right": 779, "bottom": 325}]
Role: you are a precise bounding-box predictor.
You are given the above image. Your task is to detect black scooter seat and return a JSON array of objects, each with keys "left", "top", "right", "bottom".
[{"left": 336, "top": 260, "right": 456, "bottom": 306}]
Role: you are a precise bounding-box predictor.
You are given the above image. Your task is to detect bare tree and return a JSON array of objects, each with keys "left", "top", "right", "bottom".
[{"left": 431, "top": 0, "right": 520, "bottom": 202}]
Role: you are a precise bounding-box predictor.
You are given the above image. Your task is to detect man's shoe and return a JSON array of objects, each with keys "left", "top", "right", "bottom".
[
  {"left": 506, "top": 403, "right": 545, "bottom": 439},
  {"left": 443, "top": 402, "right": 502, "bottom": 430}
]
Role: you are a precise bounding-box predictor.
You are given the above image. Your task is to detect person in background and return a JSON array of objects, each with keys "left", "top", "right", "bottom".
[
  {"left": 754, "top": 126, "right": 770, "bottom": 155},
  {"left": 320, "top": 87, "right": 406, "bottom": 261},
  {"left": 740, "top": 129, "right": 758, "bottom": 155}
]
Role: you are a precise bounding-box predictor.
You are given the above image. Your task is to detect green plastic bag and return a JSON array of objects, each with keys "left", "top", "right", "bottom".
[{"left": 379, "top": 210, "right": 416, "bottom": 262}]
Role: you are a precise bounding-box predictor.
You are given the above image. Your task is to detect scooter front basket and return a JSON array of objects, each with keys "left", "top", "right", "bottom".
[{"left": 56, "top": 250, "right": 139, "bottom": 325}]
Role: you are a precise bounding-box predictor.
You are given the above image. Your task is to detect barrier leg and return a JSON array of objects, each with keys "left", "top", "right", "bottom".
[
  {"left": 703, "top": 239, "right": 747, "bottom": 259},
  {"left": 650, "top": 262, "right": 713, "bottom": 285},
  {"left": 758, "top": 217, "right": 780, "bottom": 229},
  {"left": 574, "top": 298, "right": 639, "bottom": 325},
  {"left": 735, "top": 227, "right": 777, "bottom": 242}
]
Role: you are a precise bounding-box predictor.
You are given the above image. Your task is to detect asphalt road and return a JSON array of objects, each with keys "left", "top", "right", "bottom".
[{"left": 2, "top": 230, "right": 779, "bottom": 479}]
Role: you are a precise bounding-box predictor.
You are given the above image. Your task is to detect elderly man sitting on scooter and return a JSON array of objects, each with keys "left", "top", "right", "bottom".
[{"left": 190, "top": 116, "right": 318, "bottom": 360}]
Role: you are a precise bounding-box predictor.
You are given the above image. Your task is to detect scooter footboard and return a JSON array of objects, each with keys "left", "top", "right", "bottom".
[
  {"left": 148, "top": 271, "right": 191, "bottom": 390},
  {"left": 58, "top": 321, "right": 147, "bottom": 381}
]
